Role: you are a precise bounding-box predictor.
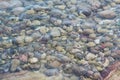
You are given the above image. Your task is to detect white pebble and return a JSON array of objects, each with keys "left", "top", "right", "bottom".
[{"left": 29, "top": 57, "right": 38, "bottom": 64}]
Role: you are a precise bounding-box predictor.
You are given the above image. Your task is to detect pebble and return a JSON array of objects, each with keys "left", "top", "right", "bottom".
[
  {"left": 28, "top": 52, "right": 34, "bottom": 58},
  {"left": 33, "top": 5, "right": 50, "bottom": 11},
  {"left": 0, "top": 1, "right": 10, "bottom": 9},
  {"left": 1, "top": 54, "right": 7, "bottom": 60},
  {"left": 56, "top": 46, "right": 64, "bottom": 52},
  {"left": 31, "top": 20, "right": 40, "bottom": 26},
  {"left": 89, "top": 33, "right": 96, "bottom": 39},
  {"left": 36, "top": 26, "right": 49, "bottom": 34},
  {"left": 97, "top": 28, "right": 107, "bottom": 33},
  {"left": 25, "top": 9, "right": 35, "bottom": 14},
  {"left": 32, "top": 43, "right": 40, "bottom": 51},
  {"left": 82, "top": 9, "right": 91, "bottom": 17},
  {"left": 10, "top": 0, "right": 23, "bottom": 8},
  {"left": 63, "top": 63, "right": 73, "bottom": 74},
  {"left": 104, "top": 42, "right": 114, "bottom": 48},
  {"left": 86, "top": 53, "right": 97, "bottom": 60},
  {"left": 29, "top": 57, "right": 39, "bottom": 64},
  {"left": 87, "top": 42, "right": 96, "bottom": 47},
  {"left": 47, "top": 60, "right": 61, "bottom": 68},
  {"left": 94, "top": 39, "right": 100, "bottom": 44},
  {"left": 55, "top": 5, "right": 66, "bottom": 10},
  {"left": 2, "top": 40, "right": 12, "bottom": 48},
  {"left": 96, "top": 66, "right": 103, "bottom": 71},
  {"left": 93, "top": 72, "right": 101, "bottom": 79},
  {"left": 41, "top": 53, "right": 46, "bottom": 59},
  {"left": 12, "top": 7, "right": 25, "bottom": 15},
  {"left": 50, "top": 9, "right": 63, "bottom": 17},
  {"left": 71, "top": 49, "right": 81, "bottom": 54},
  {"left": 66, "top": 26, "right": 73, "bottom": 32},
  {"left": 84, "top": 29, "right": 94, "bottom": 34},
  {"left": 10, "top": 59, "right": 20, "bottom": 72},
  {"left": 16, "top": 36, "right": 25, "bottom": 44},
  {"left": 31, "top": 31, "right": 41, "bottom": 39},
  {"left": 70, "top": 75, "right": 79, "bottom": 80},
  {"left": 74, "top": 53, "right": 84, "bottom": 60},
  {"left": 0, "top": 0, "right": 20, "bottom": 9},
  {"left": 24, "top": 36, "right": 33, "bottom": 43},
  {"left": 114, "top": 0, "right": 120, "bottom": 3},
  {"left": 50, "top": 28, "right": 61, "bottom": 37},
  {"left": 29, "top": 63, "right": 40, "bottom": 70},
  {"left": 72, "top": 65, "right": 86, "bottom": 76},
  {"left": 44, "top": 69, "right": 59, "bottom": 76},
  {"left": 98, "top": 10, "right": 116, "bottom": 19},
  {"left": 19, "top": 54, "right": 28, "bottom": 62},
  {"left": 55, "top": 54, "right": 70, "bottom": 62},
  {"left": 50, "top": 17, "right": 62, "bottom": 25},
  {"left": 34, "top": 52, "right": 41, "bottom": 59},
  {"left": 103, "top": 58, "right": 109, "bottom": 67}
]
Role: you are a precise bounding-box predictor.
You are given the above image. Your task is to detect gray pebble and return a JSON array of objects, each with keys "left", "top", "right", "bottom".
[
  {"left": 44, "top": 69, "right": 59, "bottom": 76},
  {"left": 10, "top": 59, "right": 20, "bottom": 72}
]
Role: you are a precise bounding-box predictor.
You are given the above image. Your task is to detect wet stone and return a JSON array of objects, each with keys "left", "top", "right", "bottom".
[
  {"left": 29, "top": 63, "right": 41, "bottom": 70},
  {"left": 86, "top": 53, "right": 97, "bottom": 60},
  {"left": 24, "top": 36, "right": 33, "bottom": 43},
  {"left": 0, "top": 1, "right": 10, "bottom": 9},
  {"left": 98, "top": 10, "right": 116, "bottom": 19},
  {"left": 82, "top": 9, "right": 91, "bottom": 17},
  {"left": 10, "top": 59, "right": 20, "bottom": 72},
  {"left": 50, "top": 9, "right": 63, "bottom": 17},
  {"left": 12, "top": 7, "right": 25, "bottom": 15},
  {"left": 50, "top": 28, "right": 61, "bottom": 37},
  {"left": 29, "top": 57, "right": 39, "bottom": 64},
  {"left": 44, "top": 69, "right": 59, "bottom": 76},
  {"left": 1, "top": 53, "right": 7, "bottom": 60},
  {"left": 34, "top": 52, "right": 42, "bottom": 59},
  {"left": 46, "top": 60, "right": 61, "bottom": 69},
  {"left": 87, "top": 42, "right": 96, "bottom": 47}
]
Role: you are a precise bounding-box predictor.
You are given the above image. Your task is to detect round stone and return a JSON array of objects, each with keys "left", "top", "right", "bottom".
[
  {"left": 36, "top": 26, "right": 49, "bottom": 34},
  {"left": 47, "top": 60, "right": 61, "bottom": 68},
  {"left": 10, "top": 59, "right": 20, "bottom": 72},
  {"left": 24, "top": 36, "right": 33, "bottom": 43},
  {"left": 93, "top": 72, "right": 101, "bottom": 79},
  {"left": 0, "top": 1, "right": 10, "bottom": 9},
  {"left": 87, "top": 42, "right": 96, "bottom": 47},
  {"left": 106, "top": 42, "right": 114, "bottom": 47},
  {"left": 98, "top": 10, "right": 116, "bottom": 19},
  {"left": 16, "top": 36, "right": 25, "bottom": 44},
  {"left": 12, "top": 7, "right": 25, "bottom": 15},
  {"left": 29, "top": 57, "right": 39, "bottom": 64},
  {"left": 50, "top": 28, "right": 61, "bottom": 37},
  {"left": 1, "top": 54, "right": 7, "bottom": 60},
  {"left": 44, "top": 69, "right": 59, "bottom": 76},
  {"left": 25, "top": 9, "right": 35, "bottom": 14},
  {"left": 56, "top": 46, "right": 64, "bottom": 52},
  {"left": 41, "top": 53, "right": 46, "bottom": 59},
  {"left": 114, "top": 0, "right": 120, "bottom": 3},
  {"left": 86, "top": 53, "right": 97, "bottom": 60},
  {"left": 31, "top": 20, "right": 40, "bottom": 26},
  {"left": 94, "top": 39, "right": 100, "bottom": 44},
  {"left": 89, "top": 33, "right": 96, "bottom": 39},
  {"left": 84, "top": 29, "right": 94, "bottom": 34},
  {"left": 29, "top": 63, "right": 41, "bottom": 70}
]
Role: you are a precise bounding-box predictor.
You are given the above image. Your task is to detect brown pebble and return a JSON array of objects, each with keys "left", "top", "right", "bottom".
[{"left": 98, "top": 10, "right": 116, "bottom": 19}]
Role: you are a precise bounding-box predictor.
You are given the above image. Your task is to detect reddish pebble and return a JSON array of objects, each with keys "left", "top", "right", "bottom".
[{"left": 19, "top": 54, "right": 28, "bottom": 62}]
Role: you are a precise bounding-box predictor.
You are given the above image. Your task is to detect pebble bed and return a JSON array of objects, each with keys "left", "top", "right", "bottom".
[{"left": 0, "top": 0, "right": 120, "bottom": 80}]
